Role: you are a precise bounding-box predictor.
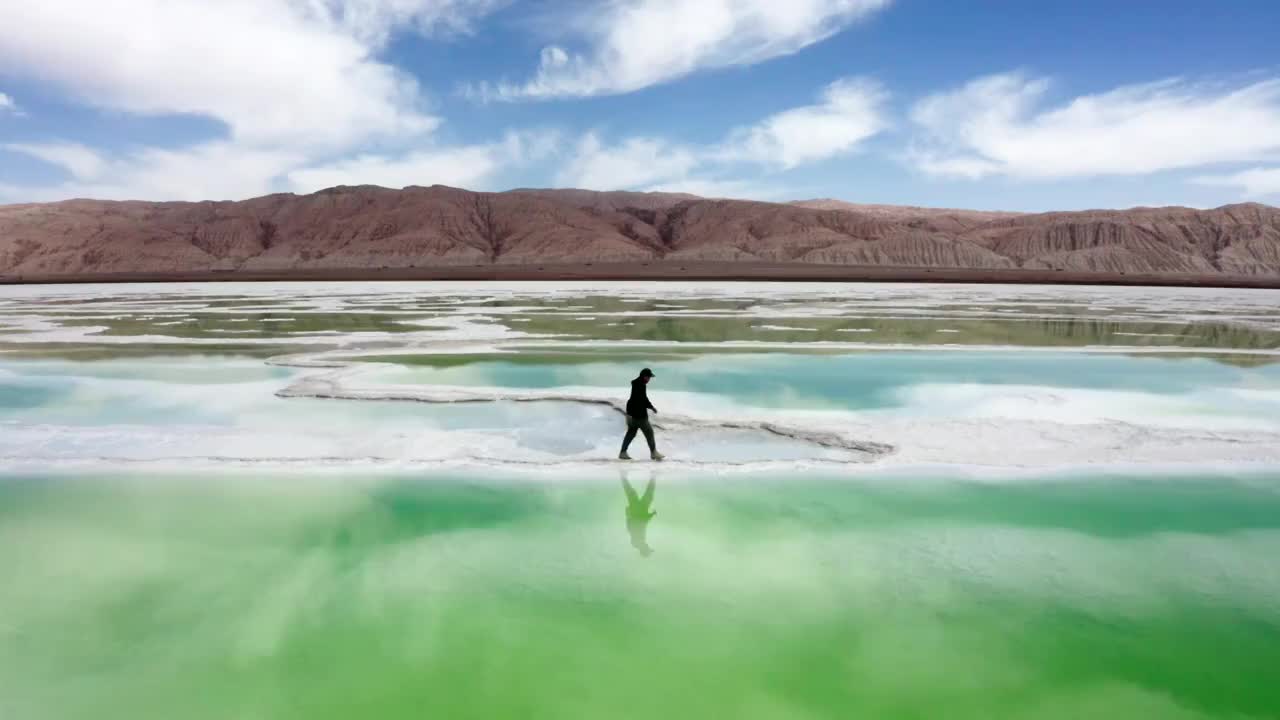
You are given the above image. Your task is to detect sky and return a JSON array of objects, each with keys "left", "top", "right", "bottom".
[{"left": 1, "top": 0, "right": 1279, "bottom": 211}]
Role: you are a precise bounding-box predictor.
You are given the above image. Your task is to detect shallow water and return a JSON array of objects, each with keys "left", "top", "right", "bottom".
[{"left": 2, "top": 281, "right": 1279, "bottom": 718}]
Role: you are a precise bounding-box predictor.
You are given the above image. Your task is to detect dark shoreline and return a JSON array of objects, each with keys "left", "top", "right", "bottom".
[{"left": 3, "top": 262, "right": 1279, "bottom": 289}]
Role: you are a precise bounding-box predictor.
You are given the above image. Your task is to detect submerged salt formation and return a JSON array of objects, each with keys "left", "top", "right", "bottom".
[{"left": 1, "top": 281, "right": 1278, "bottom": 472}]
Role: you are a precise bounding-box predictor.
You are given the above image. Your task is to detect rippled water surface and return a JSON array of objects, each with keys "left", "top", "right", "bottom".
[{"left": 2, "top": 282, "right": 1279, "bottom": 718}]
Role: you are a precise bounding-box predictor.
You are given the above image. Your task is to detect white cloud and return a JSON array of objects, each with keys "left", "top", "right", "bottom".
[
  {"left": 557, "top": 77, "right": 887, "bottom": 192},
  {"left": 289, "top": 130, "right": 561, "bottom": 193},
  {"left": 1193, "top": 167, "right": 1280, "bottom": 198},
  {"left": 0, "top": 131, "right": 565, "bottom": 203},
  {"left": 909, "top": 73, "right": 1280, "bottom": 179},
  {"left": 0, "top": 1, "right": 477, "bottom": 149},
  {"left": 482, "top": 0, "right": 891, "bottom": 100},
  {"left": 0, "top": 92, "right": 16, "bottom": 114},
  {"left": 720, "top": 78, "right": 886, "bottom": 168},
  {"left": 556, "top": 133, "right": 700, "bottom": 190},
  {"left": 0, "top": 142, "right": 303, "bottom": 202},
  {"left": 3, "top": 142, "right": 106, "bottom": 181},
  {"left": 554, "top": 132, "right": 794, "bottom": 197},
  {"left": 0, "top": 0, "right": 893, "bottom": 204},
  {"left": 314, "top": 0, "right": 509, "bottom": 45},
  {"left": 0, "top": 0, "right": 512, "bottom": 202}
]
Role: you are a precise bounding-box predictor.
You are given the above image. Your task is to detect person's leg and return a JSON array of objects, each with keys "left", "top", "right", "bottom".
[
  {"left": 640, "top": 418, "right": 657, "bottom": 454},
  {"left": 621, "top": 475, "right": 640, "bottom": 504},
  {"left": 640, "top": 477, "right": 655, "bottom": 506},
  {"left": 621, "top": 416, "right": 639, "bottom": 454}
]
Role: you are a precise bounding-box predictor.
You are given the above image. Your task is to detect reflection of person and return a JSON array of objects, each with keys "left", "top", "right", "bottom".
[
  {"left": 621, "top": 470, "right": 657, "bottom": 557},
  {"left": 619, "top": 367, "right": 664, "bottom": 461}
]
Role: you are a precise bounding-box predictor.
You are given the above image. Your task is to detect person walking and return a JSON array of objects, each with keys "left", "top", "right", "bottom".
[{"left": 619, "top": 368, "right": 664, "bottom": 461}]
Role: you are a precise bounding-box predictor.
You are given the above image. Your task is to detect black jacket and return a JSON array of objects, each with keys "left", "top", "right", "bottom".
[{"left": 626, "top": 378, "right": 656, "bottom": 417}]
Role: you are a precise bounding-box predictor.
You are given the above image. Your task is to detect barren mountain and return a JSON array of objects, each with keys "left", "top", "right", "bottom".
[
  {"left": 790, "top": 199, "right": 1023, "bottom": 235},
  {"left": 1, "top": 185, "right": 1277, "bottom": 280}
]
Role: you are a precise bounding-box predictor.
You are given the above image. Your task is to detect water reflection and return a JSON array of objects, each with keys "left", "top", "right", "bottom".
[{"left": 620, "top": 469, "right": 657, "bottom": 557}]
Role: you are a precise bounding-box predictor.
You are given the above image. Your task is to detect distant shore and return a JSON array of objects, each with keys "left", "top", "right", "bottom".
[
  {"left": 3, "top": 262, "right": 1279, "bottom": 289},
  {"left": 7, "top": 262, "right": 1280, "bottom": 286}
]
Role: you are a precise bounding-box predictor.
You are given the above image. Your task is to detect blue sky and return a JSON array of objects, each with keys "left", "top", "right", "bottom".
[{"left": 1, "top": 0, "right": 1279, "bottom": 210}]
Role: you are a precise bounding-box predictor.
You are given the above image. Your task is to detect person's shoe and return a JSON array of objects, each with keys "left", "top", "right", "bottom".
[
  {"left": 619, "top": 452, "right": 632, "bottom": 461},
  {"left": 651, "top": 451, "right": 665, "bottom": 461}
]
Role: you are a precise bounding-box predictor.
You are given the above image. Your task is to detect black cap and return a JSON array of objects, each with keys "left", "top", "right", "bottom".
[{"left": 639, "top": 367, "right": 655, "bottom": 378}]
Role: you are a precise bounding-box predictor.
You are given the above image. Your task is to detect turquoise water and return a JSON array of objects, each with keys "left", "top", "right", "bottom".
[
  {"left": 9, "top": 351, "right": 1280, "bottom": 418},
  {"left": 358, "top": 351, "right": 1280, "bottom": 409},
  {"left": 3, "top": 350, "right": 1278, "bottom": 468}
]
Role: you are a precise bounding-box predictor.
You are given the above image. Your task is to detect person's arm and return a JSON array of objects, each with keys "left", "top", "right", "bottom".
[{"left": 646, "top": 391, "right": 657, "bottom": 413}]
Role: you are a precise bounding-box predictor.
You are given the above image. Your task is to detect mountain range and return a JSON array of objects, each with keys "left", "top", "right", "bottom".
[{"left": 1, "top": 186, "right": 1278, "bottom": 283}]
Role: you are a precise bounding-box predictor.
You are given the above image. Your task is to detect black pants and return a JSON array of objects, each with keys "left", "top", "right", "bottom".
[{"left": 621, "top": 414, "right": 656, "bottom": 454}]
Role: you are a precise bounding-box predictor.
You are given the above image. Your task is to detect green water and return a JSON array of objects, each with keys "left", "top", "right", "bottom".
[{"left": 2, "top": 471, "right": 1278, "bottom": 719}]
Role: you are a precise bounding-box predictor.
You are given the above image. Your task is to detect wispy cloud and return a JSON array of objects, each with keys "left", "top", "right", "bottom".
[
  {"left": 0, "top": 142, "right": 303, "bottom": 202},
  {"left": 3, "top": 142, "right": 106, "bottom": 180},
  {"left": 556, "top": 78, "right": 888, "bottom": 192},
  {"left": 476, "top": 0, "right": 890, "bottom": 100},
  {"left": 556, "top": 134, "right": 700, "bottom": 190},
  {"left": 1193, "top": 167, "right": 1280, "bottom": 198},
  {"left": 288, "top": 130, "right": 561, "bottom": 193},
  {"left": 312, "top": 0, "right": 510, "bottom": 45},
  {"left": 0, "top": 91, "right": 17, "bottom": 115},
  {"left": 718, "top": 78, "right": 887, "bottom": 168},
  {"left": 908, "top": 73, "right": 1280, "bottom": 180}
]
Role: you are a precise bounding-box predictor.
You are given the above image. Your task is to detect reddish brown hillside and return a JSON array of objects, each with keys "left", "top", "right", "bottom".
[{"left": 1, "top": 186, "right": 1277, "bottom": 279}]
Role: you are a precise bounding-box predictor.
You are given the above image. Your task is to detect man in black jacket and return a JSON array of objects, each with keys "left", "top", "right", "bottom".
[{"left": 620, "top": 368, "right": 664, "bottom": 461}]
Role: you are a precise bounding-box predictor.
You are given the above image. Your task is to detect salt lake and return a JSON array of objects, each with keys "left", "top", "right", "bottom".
[{"left": 2, "top": 281, "right": 1279, "bottom": 719}]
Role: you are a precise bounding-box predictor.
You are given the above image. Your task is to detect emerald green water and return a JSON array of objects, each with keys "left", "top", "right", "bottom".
[{"left": 2, "top": 471, "right": 1278, "bottom": 719}]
